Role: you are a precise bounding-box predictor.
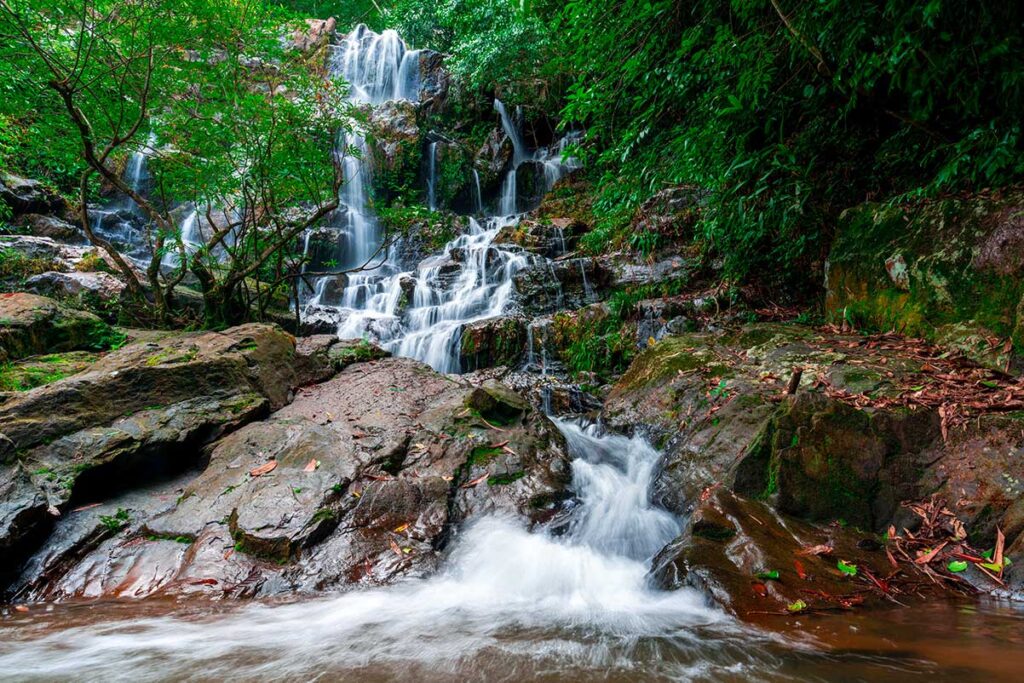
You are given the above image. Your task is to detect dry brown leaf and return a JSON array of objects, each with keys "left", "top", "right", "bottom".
[
  {"left": 249, "top": 460, "right": 277, "bottom": 477},
  {"left": 462, "top": 473, "right": 489, "bottom": 488},
  {"left": 388, "top": 538, "right": 403, "bottom": 557}
]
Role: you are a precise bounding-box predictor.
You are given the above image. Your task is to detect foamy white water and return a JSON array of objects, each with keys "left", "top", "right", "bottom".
[{"left": 0, "top": 420, "right": 748, "bottom": 682}]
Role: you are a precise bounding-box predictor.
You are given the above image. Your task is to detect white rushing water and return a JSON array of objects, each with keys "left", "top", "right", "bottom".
[
  {"left": 301, "top": 26, "right": 580, "bottom": 375},
  {"left": 0, "top": 420, "right": 742, "bottom": 681}
]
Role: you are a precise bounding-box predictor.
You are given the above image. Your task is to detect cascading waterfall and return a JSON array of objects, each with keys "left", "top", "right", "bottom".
[
  {"left": 302, "top": 27, "right": 579, "bottom": 374},
  {"left": 0, "top": 420, "right": 737, "bottom": 680}
]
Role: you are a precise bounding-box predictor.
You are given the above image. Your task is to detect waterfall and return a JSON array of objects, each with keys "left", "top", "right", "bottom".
[
  {"left": 426, "top": 141, "right": 438, "bottom": 211},
  {"left": 302, "top": 29, "right": 579, "bottom": 375},
  {"left": 579, "top": 259, "right": 595, "bottom": 301},
  {"left": 472, "top": 169, "right": 483, "bottom": 214},
  {"left": 0, "top": 421, "right": 718, "bottom": 680}
]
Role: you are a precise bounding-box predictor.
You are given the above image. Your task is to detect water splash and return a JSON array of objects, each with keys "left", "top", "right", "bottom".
[{"left": 0, "top": 420, "right": 736, "bottom": 682}]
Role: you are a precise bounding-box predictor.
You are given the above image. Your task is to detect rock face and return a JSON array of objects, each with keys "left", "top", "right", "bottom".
[
  {"left": 0, "top": 174, "right": 68, "bottom": 216},
  {"left": 0, "top": 293, "right": 119, "bottom": 363},
  {"left": 3, "top": 343, "right": 570, "bottom": 600},
  {"left": 603, "top": 323, "right": 1024, "bottom": 604},
  {"left": 0, "top": 324, "right": 300, "bottom": 589},
  {"left": 826, "top": 190, "right": 1024, "bottom": 370},
  {"left": 459, "top": 315, "right": 527, "bottom": 371},
  {"left": 651, "top": 488, "right": 898, "bottom": 622}
]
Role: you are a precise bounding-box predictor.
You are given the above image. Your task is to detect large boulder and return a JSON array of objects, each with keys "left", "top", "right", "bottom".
[
  {"left": 15, "top": 214, "right": 84, "bottom": 243},
  {"left": 0, "top": 174, "right": 67, "bottom": 216},
  {"left": 0, "top": 293, "right": 119, "bottom": 363},
  {"left": 826, "top": 190, "right": 1024, "bottom": 371},
  {"left": 0, "top": 324, "right": 304, "bottom": 590},
  {"left": 603, "top": 323, "right": 1024, "bottom": 581},
  {"left": 25, "top": 271, "right": 126, "bottom": 309},
  {"left": 6, "top": 356, "right": 571, "bottom": 600}
]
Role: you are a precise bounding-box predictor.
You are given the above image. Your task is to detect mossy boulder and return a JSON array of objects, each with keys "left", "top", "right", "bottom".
[
  {"left": 459, "top": 316, "right": 527, "bottom": 371},
  {"left": 605, "top": 322, "right": 1024, "bottom": 558},
  {"left": 826, "top": 190, "right": 1024, "bottom": 370},
  {"left": 0, "top": 293, "right": 121, "bottom": 363}
]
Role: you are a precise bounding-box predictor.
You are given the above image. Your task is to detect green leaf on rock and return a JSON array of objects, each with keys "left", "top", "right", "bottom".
[
  {"left": 837, "top": 560, "right": 858, "bottom": 576},
  {"left": 787, "top": 599, "right": 808, "bottom": 613},
  {"left": 756, "top": 570, "right": 780, "bottom": 580},
  {"left": 947, "top": 560, "right": 969, "bottom": 573}
]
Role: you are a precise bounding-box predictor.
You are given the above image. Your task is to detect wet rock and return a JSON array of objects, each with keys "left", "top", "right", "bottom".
[
  {"left": 417, "top": 50, "right": 449, "bottom": 114},
  {"left": 0, "top": 293, "right": 118, "bottom": 363},
  {"left": 513, "top": 258, "right": 609, "bottom": 315},
  {"left": 605, "top": 323, "right": 1024, "bottom": 572},
  {"left": 459, "top": 316, "right": 527, "bottom": 372},
  {"left": 10, "top": 357, "right": 570, "bottom": 599},
  {"left": 474, "top": 127, "right": 512, "bottom": 193},
  {"left": 494, "top": 218, "right": 582, "bottom": 258},
  {"left": 0, "top": 324, "right": 306, "bottom": 589},
  {"left": 651, "top": 488, "right": 897, "bottom": 622}
]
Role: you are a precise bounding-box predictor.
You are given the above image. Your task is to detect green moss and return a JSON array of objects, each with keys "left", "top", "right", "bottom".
[
  {"left": 488, "top": 471, "right": 526, "bottom": 486},
  {"left": 469, "top": 446, "right": 503, "bottom": 465}
]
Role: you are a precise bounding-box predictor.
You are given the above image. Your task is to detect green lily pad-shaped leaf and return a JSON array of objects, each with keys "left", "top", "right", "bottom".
[
  {"left": 947, "top": 560, "right": 969, "bottom": 573},
  {"left": 756, "top": 570, "right": 780, "bottom": 580},
  {"left": 837, "top": 560, "right": 858, "bottom": 576},
  {"left": 787, "top": 599, "right": 807, "bottom": 613}
]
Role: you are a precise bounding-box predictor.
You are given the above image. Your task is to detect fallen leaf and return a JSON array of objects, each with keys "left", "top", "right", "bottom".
[
  {"left": 994, "top": 527, "right": 1005, "bottom": 570},
  {"left": 13, "top": 605, "right": 28, "bottom": 613},
  {"left": 393, "top": 523, "right": 409, "bottom": 533},
  {"left": 249, "top": 460, "right": 277, "bottom": 477},
  {"left": 786, "top": 599, "right": 807, "bottom": 613},
  {"left": 189, "top": 578, "right": 218, "bottom": 586},
  {"left": 914, "top": 541, "right": 947, "bottom": 564},
  {"left": 303, "top": 458, "right": 319, "bottom": 472},
  {"left": 388, "top": 538, "right": 403, "bottom": 557},
  {"left": 461, "top": 473, "right": 488, "bottom": 488},
  {"left": 756, "top": 570, "right": 780, "bottom": 581},
  {"left": 947, "top": 560, "right": 969, "bottom": 573},
  {"left": 837, "top": 559, "right": 858, "bottom": 576},
  {"left": 793, "top": 559, "right": 807, "bottom": 580},
  {"left": 751, "top": 582, "right": 768, "bottom": 597}
]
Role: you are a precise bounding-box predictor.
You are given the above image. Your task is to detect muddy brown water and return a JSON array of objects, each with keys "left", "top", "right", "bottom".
[{"left": 1, "top": 596, "right": 1023, "bottom": 682}]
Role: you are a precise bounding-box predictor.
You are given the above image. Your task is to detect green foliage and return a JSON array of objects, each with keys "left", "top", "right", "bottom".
[
  {"left": 99, "top": 508, "right": 131, "bottom": 533},
  {"left": 386, "top": 0, "right": 555, "bottom": 102},
  {"left": 0, "top": 247, "right": 58, "bottom": 283},
  {"left": 558, "top": 0, "right": 1024, "bottom": 288}
]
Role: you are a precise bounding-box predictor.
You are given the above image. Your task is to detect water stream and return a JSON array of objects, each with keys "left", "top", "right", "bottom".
[{"left": 13, "top": 24, "right": 1024, "bottom": 683}]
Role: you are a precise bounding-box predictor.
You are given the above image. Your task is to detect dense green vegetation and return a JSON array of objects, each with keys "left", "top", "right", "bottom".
[
  {"left": 2, "top": 0, "right": 1021, "bottom": 326},
  {"left": 1, "top": 0, "right": 351, "bottom": 325},
  {"left": 383, "top": 0, "right": 1023, "bottom": 292}
]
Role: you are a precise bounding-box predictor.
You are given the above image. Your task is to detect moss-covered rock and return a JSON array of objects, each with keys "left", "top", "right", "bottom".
[
  {"left": 0, "top": 351, "right": 100, "bottom": 392},
  {"left": 0, "top": 293, "right": 122, "bottom": 363},
  {"left": 459, "top": 316, "right": 527, "bottom": 371},
  {"left": 826, "top": 190, "right": 1024, "bottom": 370}
]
